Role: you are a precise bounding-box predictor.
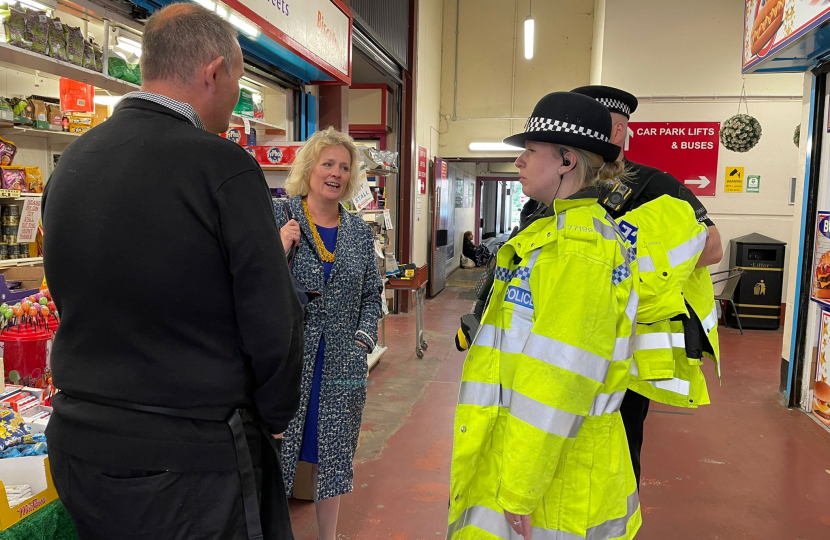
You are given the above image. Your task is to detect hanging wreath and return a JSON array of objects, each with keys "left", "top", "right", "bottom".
[
  {"left": 720, "top": 82, "right": 762, "bottom": 153},
  {"left": 794, "top": 123, "right": 801, "bottom": 148}
]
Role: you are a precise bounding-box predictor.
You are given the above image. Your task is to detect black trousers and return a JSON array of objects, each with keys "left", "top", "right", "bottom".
[
  {"left": 49, "top": 424, "right": 293, "bottom": 540},
  {"left": 619, "top": 389, "right": 650, "bottom": 487}
]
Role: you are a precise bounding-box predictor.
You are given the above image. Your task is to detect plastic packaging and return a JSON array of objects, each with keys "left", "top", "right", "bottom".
[
  {"left": 1, "top": 166, "right": 26, "bottom": 191},
  {"left": 0, "top": 138, "right": 18, "bottom": 167},
  {"left": 59, "top": 77, "right": 95, "bottom": 113},
  {"left": 64, "top": 25, "right": 85, "bottom": 66},
  {"left": 24, "top": 10, "right": 49, "bottom": 55},
  {"left": 48, "top": 18, "right": 67, "bottom": 62},
  {"left": 24, "top": 167, "right": 43, "bottom": 193},
  {"left": 4, "top": 7, "right": 31, "bottom": 51}
]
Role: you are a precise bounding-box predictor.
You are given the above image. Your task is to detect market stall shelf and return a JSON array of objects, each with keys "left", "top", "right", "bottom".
[
  {"left": 387, "top": 265, "right": 429, "bottom": 359},
  {"left": 0, "top": 42, "right": 138, "bottom": 95},
  {"left": 0, "top": 127, "right": 81, "bottom": 145}
]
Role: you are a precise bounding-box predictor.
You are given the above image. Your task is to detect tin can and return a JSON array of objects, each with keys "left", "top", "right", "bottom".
[
  {"left": 3, "top": 235, "right": 16, "bottom": 246},
  {"left": 17, "top": 244, "right": 28, "bottom": 258},
  {"left": 3, "top": 225, "right": 18, "bottom": 237},
  {"left": 1, "top": 204, "right": 19, "bottom": 216},
  {"left": 2, "top": 215, "right": 19, "bottom": 227},
  {"left": 7, "top": 244, "right": 19, "bottom": 259},
  {"left": 0, "top": 244, "right": 8, "bottom": 260}
]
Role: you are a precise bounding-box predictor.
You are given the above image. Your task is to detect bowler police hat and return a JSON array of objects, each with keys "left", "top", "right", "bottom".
[{"left": 504, "top": 92, "right": 620, "bottom": 162}]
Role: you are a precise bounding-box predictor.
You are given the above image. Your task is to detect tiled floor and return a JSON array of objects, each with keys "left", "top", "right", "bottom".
[{"left": 288, "top": 286, "right": 830, "bottom": 540}]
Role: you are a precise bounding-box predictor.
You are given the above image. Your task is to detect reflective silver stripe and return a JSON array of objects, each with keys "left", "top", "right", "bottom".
[
  {"left": 592, "top": 217, "right": 619, "bottom": 242},
  {"left": 589, "top": 391, "right": 626, "bottom": 416},
  {"left": 524, "top": 333, "right": 610, "bottom": 383},
  {"left": 701, "top": 306, "right": 718, "bottom": 333},
  {"left": 557, "top": 214, "right": 566, "bottom": 230},
  {"left": 449, "top": 490, "right": 639, "bottom": 540},
  {"left": 448, "top": 505, "right": 583, "bottom": 540},
  {"left": 458, "top": 381, "right": 501, "bottom": 407},
  {"left": 667, "top": 230, "right": 707, "bottom": 268},
  {"left": 638, "top": 255, "right": 656, "bottom": 272},
  {"left": 585, "top": 490, "right": 640, "bottom": 540},
  {"left": 612, "top": 336, "right": 633, "bottom": 361},
  {"left": 650, "top": 377, "right": 691, "bottom": 396},
  {"left": 477, "top": 328, "right": 612, "bottom": 384},
  {"left": 634, "top": 332, "right": 685, "bottom": 351},
  {"left": 624, "top": 289, "right": 639, "bottom": 325},
  {"left": 508, "top": 390, "right": 585, "bottom": 438}
]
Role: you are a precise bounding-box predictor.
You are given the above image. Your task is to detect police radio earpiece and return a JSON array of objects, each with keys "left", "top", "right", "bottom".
[{"left": 559, "top": 148, "right": 571, "bottom": 167}]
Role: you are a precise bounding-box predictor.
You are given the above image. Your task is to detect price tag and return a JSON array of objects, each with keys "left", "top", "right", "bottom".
[
  {"left": 243, "top": 118, "right": 251, "bottom": 135},
  {"left": 383, "top": 209, "right": 393, "bottom": 230}
]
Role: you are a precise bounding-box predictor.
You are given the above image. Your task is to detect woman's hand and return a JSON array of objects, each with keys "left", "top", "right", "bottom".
[
  {"left": 280, "top": 219, "right": 301, "bottom": 254},
  {"left": 504, "top": 511, "right": 531, "bottom": 540}
]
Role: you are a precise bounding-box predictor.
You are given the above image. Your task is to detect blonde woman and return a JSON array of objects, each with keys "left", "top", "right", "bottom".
[
  {"left": 275, "top": 126, "right": 383, "bottom": 540},
  {"left": 447, "top": 93, "right": 641, "bottom": 539}
]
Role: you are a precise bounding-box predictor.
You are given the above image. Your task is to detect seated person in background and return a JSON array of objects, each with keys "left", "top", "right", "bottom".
[{"left": 462, "top": 231, "right": 490, "bottom": 267}]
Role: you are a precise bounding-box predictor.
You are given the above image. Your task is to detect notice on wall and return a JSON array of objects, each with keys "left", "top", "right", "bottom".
[
  {"left": 724, "top": 167, "right": 744, "bottom": 193},
  {"left": 415, "top": 195, "right": 422, "bottom": 222},
  {"left": 747, "top": 175, "right": 761, "bottom": 193},
  {"left": 417, "top": 146, "right": 427, "bottom": 195},
  {"left": 625, "top": 122, "right": 720, "bottom": 197},
  {"left": 383, "top": 209, "right": 393, "bottom": 230},
  {"left": 16, "top": 198, "right": 41, "bottom": 244}
]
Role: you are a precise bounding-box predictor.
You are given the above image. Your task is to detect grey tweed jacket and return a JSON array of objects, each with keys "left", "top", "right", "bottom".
[{"left": 274, "top": 195, "right": 383, "bottom": 500}]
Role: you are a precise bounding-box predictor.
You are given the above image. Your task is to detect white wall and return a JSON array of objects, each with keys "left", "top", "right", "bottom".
[
  {"left": 600, "top": 0, "right": 804, "bottom": 300},
  {"left": 414, "top": 0, "right": 444, "bottom": 267},
  {"left": 450, "top": 162, "right": 478, "bottom": 271}
]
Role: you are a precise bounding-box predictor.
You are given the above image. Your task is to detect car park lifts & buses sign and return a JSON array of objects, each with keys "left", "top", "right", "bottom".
[{"left": 625, "top": 122, "right": 720, "bottom": 197}]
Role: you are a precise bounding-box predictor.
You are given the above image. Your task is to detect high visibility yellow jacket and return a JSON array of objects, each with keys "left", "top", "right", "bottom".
[
  {"left": 448, "top": 195, "right": 641, "bottom": 540},
  {"left": 616, "top": 196, "right": 720, "bottom": 408}
]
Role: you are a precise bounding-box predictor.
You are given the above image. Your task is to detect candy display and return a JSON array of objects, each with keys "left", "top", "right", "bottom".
[
  {"left": 0, "top": 409, "right": 31, "bottom": 452},
  {"left": 1, "top": 166, "right": 26, "bottom": 192},
  {"left": 0, "top": 138, "right": 17, "bottom": 166},
  {"left": 5, "top": 483, "right": 33, "bottom": 506},
  {"left": 0, "top": 289, "right": 58, "bottom": 332},
  {"left": 24, "top": 167, "right": 43, "bottom": 194}
]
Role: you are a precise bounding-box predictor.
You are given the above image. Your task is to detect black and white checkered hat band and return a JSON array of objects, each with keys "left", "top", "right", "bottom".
[
  {"left": 597, "top": 98, "right": 631, "bottom": 117},
  {"left": 524, "top": 117, "right": 610, "bottom": 142}
]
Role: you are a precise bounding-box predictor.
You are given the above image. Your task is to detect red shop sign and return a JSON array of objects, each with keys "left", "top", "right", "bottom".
[
  {"left": 625, "top": 122, "right": 720, "bottom": 197},
  {"left": 417, "top": 146, "right": 428, "bottom": 195}
]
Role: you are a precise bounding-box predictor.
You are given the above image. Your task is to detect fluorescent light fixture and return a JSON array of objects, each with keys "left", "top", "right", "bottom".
[
  {"left": 239, "top": 83, "right": 261, "bottom": 94},
  {"left": 191, "top": 0, "right": 216, "bottom": 10},
  {"left": 524, "top": 16, "right": 534, "bottom": 60},
  {"left": 229, "top": 14, "right": 259, "bottom": 37},
  {"left": 95, "top": 95, "right": 122, "bottom": 107},
  {"left": 18, "top": 0, "right": 56, "bottom": 11},
  {"left": 214, "top": 4, "right": 228, "bottom": 17},
  {"left": 469, "top": 142, "right": 523, "bottom": 152},
  {"left": 116, "top": 41, "right": 142, "bottom": 57},
  {"left": 117, "top": 35, "right": 142, "bottom": 49}
]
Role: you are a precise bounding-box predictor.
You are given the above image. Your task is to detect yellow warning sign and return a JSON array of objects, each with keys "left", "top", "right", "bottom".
[{"left": 725, "top": 167, "right": 744, "bottom": 193}]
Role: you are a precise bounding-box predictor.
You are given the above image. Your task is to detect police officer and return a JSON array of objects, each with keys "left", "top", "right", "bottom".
[{"left": 571, "top": 85, "right": 724, "bottom": 486}]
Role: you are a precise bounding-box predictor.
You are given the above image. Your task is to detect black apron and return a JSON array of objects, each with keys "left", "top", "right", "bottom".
[{"left": 60, "top": 392, "right": 293, "bottom": 540}]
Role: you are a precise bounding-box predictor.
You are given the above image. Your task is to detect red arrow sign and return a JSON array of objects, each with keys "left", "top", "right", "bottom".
[{"left": 625, "top": 122, "right": 720, "bottom": 197}]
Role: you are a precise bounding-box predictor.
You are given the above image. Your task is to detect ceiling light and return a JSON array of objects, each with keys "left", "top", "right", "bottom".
[
  {"left": 469, "top": 142, "right": 523, "bottom": 152},
  {"left": 18, "top": 0, "right": 56, "bottom": 11},
  {"left": 229, "top": 14, "right": 259, "bottom": 38},
  {"left": 117, "top": 35, "right": 142, "bottom": 49},
  {"left": 95, "top": 95, "right": 122, "bottom": 107},
  {"left": 524, "top": 0, "right": 534, "bottom": 60},
  {"left": 239, "top": 83, "right": 261, "bottom": 94},
  {"left": 115, "top": 41, "right": 142, "bottom": 57},
  {"left": 191, "top": 0, "right": 216, "bottom": 10}
]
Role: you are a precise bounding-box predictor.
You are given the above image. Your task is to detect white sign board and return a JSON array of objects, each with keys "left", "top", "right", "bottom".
[
  {"left": 352, "top": 169, "right": 373, "bottom": 210},
  {"left": 17, "top": 198, "right": 41, "bottom": 244},
  {"left": 233, "top": 0, "right": 350, "bottom": 76}
]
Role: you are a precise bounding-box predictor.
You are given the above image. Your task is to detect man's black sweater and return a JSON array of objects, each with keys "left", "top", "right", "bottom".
[{"left": 43, "top": 98, "right": 303, "bottom": 472}]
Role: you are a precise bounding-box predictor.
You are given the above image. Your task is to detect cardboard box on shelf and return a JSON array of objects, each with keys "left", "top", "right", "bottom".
[
  {"left": 0, "top": 456, "right": 59, "bottom": 529},
  {"left": 0, "top": 267, "right": 43, "bottom": 293}
]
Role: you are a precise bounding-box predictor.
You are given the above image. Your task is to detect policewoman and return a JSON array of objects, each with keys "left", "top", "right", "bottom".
[
  {"left": 447, "top": 92, "right": 641, "bottom": 540},
  {"left": 571, "top": 86, "right": 723, "bottom": 486}
]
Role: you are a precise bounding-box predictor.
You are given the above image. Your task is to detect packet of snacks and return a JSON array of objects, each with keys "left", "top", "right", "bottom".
[{"left": 25, "top": 167, "right": 43, "bottom": 193}]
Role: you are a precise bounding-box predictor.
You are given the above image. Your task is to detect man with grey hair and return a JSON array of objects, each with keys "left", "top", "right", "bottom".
[{"left": 43, "top": 4, "right": 303, "bottom": 539}]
